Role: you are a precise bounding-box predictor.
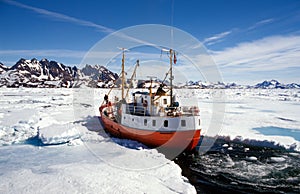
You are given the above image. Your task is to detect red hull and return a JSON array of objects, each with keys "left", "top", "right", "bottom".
[{"left": 100, "top": 110, "right": 201, "bottom": 151}]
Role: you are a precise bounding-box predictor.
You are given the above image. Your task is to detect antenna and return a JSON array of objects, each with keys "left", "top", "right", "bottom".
[
  {"left": 161, "top": 48, "right": 169, "bottom": 52},
  {"left": 160, "top": 48, "right": 175, "bottom": 107},
  {"left": 118, "top": 47, "right": 130, "bottom": 52},
  {"left": 170, "top": 0, "right": 174, "bottom": 49}
]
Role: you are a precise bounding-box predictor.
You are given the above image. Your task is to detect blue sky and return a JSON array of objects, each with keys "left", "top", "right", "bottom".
[{"left": 1, "top": 0, "right": 300, "bottom": 84}]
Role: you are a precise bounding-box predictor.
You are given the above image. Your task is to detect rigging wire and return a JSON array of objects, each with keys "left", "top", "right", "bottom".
[{"left": 170, "top": 0, "right": 174, "bottom": 49}]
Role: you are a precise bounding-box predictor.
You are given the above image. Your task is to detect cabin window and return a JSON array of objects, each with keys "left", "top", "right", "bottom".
[
  {"left": 181, "top": 120, "right": 186, "bottom": 127},
  {"left": 164, "top": 120, "right": 168, "bottom": 127},
  {"left": 132, "top": 118, "right": 134, "bottom": 122},
  {"left": 144, "top": 119, "right": 147, "bottom": 126},
  {"left": 152, "top": 120, "right": 156, "bottom": 126},
  {"left": 163, "top": 99, "right": 168, "bottom": 105},
  {"left": 198, "top": 119, "right": 201, "bottom": 126},
  {"left": 123, "top": 116, "right": 126, "bottom": 120}
]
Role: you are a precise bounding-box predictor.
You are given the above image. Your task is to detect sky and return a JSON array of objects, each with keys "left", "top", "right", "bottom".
[{"left": 1, "top": 0, "right": 300, "bottom": 84}]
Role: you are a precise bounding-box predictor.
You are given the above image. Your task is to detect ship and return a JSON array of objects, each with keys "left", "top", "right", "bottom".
[{"left": 99, "top": 48, "right": 201, "bottom": 152}]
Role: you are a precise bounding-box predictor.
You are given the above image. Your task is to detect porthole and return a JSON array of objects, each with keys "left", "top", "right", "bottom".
[
  {"left": 164, "top": 120, "right": 168, "bottom": 127},
  {"left": 163, "top": 99, "right": 167, "bottom": 105},
  {"left": 152, "top": 120, "right": 156, "bottom": 126},
  {"left": 181, "top": 120, "right": 186, "bottom": 127}
]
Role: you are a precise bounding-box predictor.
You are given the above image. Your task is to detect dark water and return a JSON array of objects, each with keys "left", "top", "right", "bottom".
[{"left": 175, "top": 138, "right": 300, "bottom": 194}]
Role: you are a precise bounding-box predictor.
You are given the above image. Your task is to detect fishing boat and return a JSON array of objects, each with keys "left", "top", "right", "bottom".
[{"left": 99, "top": 48, "right": 201, "bottom": 152}]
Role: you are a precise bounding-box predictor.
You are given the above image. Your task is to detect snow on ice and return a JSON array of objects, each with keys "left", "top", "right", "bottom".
[
  {"left": 0, "top": 88, "right": 195, "bottom": 194},
  {"left": 0, "top": 88, "right": 300, "bottom": 193},
  {"left": 194, "top": 88, "right": 300, "bottom": 151}
]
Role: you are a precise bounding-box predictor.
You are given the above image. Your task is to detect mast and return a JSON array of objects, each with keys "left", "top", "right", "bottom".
[
  {"left": 119, "top": 48, "right": 129, "bottom": 100},
  {"left": 147, "top": 76, "right": 157, "bottom": 115},
  {"left": 149, "top": 77, "right": 153, "bottom": 115},
  {"left": 169, "top": 49, "right": 173, "bottom": 106},
  {"left": 121, "top": 50, "right": 125, "bottom": 100}
]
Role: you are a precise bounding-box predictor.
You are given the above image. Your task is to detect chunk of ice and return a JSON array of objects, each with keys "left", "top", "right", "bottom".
[
  {"left": 247, "top": 156, "right": 258, "bottom": 161},
  {"left": 270, "top": 157, "right": 286, "bottom": 163},
  {"left": 38, "top": 123, "right": 81, "bottom": 145}
]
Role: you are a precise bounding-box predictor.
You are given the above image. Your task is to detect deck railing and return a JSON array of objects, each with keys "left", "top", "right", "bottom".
[{"left": 125, "top": 103, "right": 200, "bottom": 117}]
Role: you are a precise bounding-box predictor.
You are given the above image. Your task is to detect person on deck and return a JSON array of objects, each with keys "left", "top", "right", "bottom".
[{"left": 104, "top": 94, "right": 109, "bottom": 104}]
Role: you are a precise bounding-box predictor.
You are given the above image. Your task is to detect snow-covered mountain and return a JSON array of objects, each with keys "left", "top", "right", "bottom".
[
  {"left": 0, "top": 62, "right": 9, "bottom": 74},
  {"left": 80, "top": 64, "right": 119, "bottom": 88},
  {"left": 0, "top": 59, "right": 299, "bottom": 89},
  {"left": 254, "top": 79, "right": 300, "bottom": 89},
  {"left": 184, "top": 81, "right": 249, "bottom": 89},
  {"left": 184, "top": 80, "right": 300, "bottom": 89},
  {"left": 0, "top": 58, "right": 119, "bottom": 88}
]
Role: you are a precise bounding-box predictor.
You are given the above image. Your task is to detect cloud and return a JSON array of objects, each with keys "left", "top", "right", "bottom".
[
  {"left": 247, "top": 18, "right": 275, "bottom": 31},
  {"left": 3, "top": 0, "right": 114, "bottom": 34},
  {"left": 211, "top": 35, "right": 300, "bottom": 73},
  {"left": 203, "top": 18, "right": 275, "bottom": 46},
  {"left": 203, "top": 31, "right": 232, "bottom": 45},
  {"left": 2, "top": 0, "right": 160, "bottom": 48}
]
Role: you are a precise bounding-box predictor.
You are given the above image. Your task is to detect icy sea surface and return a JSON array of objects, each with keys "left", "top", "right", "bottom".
[
  {"left": 0, "top": 88, "right": 300, "bottom": 193},
  {"left": 0, "top": 88, "right": 195, "bottom": 194}
]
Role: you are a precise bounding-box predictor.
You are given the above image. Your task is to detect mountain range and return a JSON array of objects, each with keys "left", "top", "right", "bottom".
[
  {"left": 0, "top": 58, "right": 118, "bottom": 88},
  {"left": 185, "top": 80, "right": 300, "bottom": 89},
  {"left": 0, "top": 58, "right": 299, "bottom": 89}
]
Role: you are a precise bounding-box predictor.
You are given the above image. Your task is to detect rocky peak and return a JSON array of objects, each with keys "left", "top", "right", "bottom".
[{"left": 0, "top": 58, "right": 119, "bottom": 88}]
